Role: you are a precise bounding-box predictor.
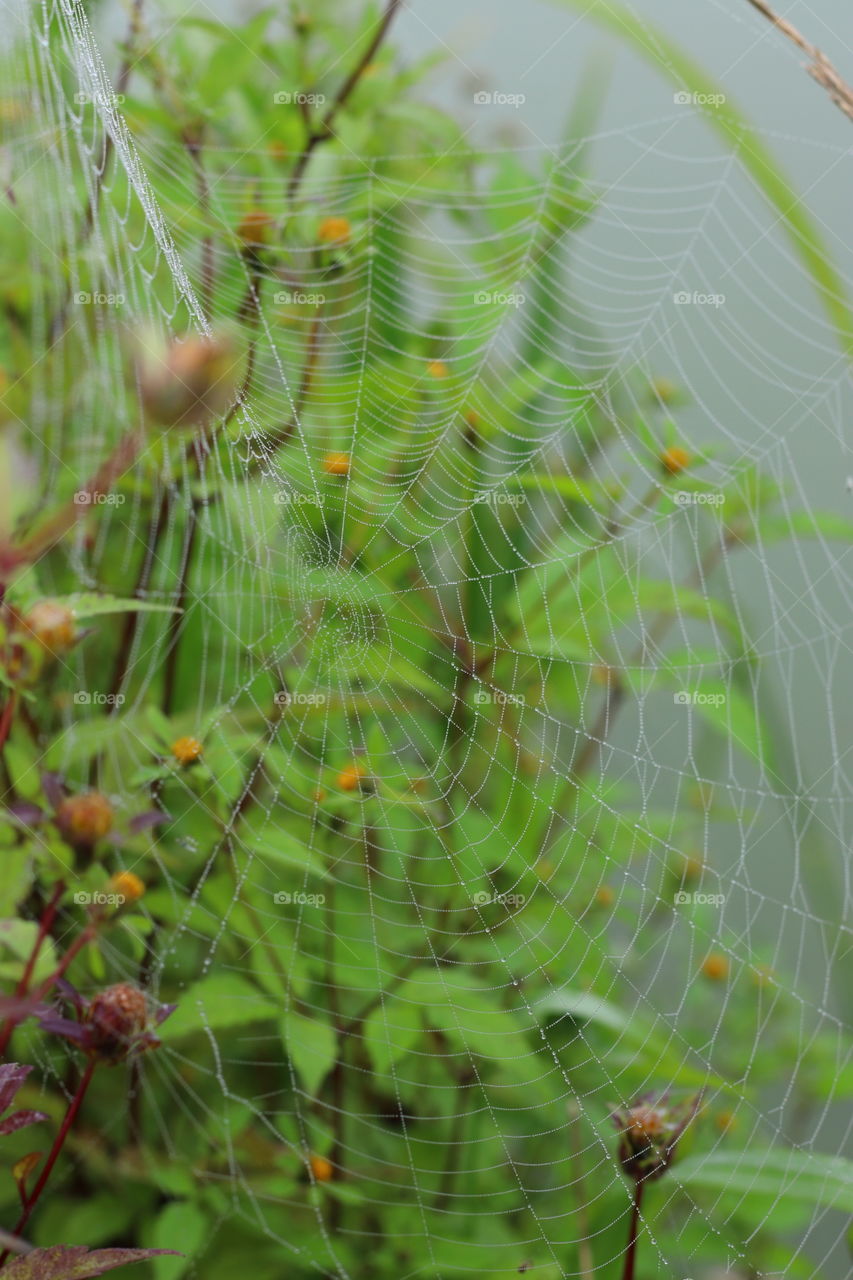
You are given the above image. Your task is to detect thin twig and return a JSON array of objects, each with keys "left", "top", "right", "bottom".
[
  {"left": 744, "top": 0, "right": 853, "bottom": 122},
  {"left": 286, "top": 0, "right": 404, "bottom": 201}
]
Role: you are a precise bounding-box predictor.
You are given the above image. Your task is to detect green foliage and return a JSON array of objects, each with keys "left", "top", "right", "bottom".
[{"left": 0, "top": 4, "right": 850, "bottom": 1280}]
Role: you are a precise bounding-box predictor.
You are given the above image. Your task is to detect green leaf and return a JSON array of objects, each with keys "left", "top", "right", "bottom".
[
  {"left": 149, "top": 1202, "right": 209, "bottom": 1280},
  {"left": 61, "top": 594, "right": 181, "bottom": 620},
  {"left": 281, "top": 1010, "right": 337, "bottom": 1095},
  {"left": 363, "top": 999, "right": 423, "bottom": 1074},
  {"left": 674, "top": 1148, "right": 853, "bottom": 1213},
  {"left": 161, "top": 974, "right": 279, "bottom": 1039}
]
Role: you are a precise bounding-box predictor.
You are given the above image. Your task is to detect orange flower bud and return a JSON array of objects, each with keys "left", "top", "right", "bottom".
[
  {"left": 660, "top": 445, "right": 690, "bottom": 475},
  {"left": 171, "top": 736, "right": 203, "bottom": 767},
  {"left": 237, "top": 209, "right": 276, "bottom": 248},
  {"left": 108, "top": 871, "right": 145, "bottom": 903},
  {"left": 310, "top": 1154, "right": 334, "bottom": 1182},
  {"left": 318, "top": 217, "right": 351, "bottom": 245},
  {"left": 337, "top": 762, "right": 366, "bottom": 792},
  {"left": 701, "top": 952, "right": 729, "bottom": 982},
  {"left": 322, "top": 451, "right": 351, "bottom": 477}
]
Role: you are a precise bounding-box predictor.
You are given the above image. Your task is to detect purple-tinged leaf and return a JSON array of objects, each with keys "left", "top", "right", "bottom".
[
  {"left": 3, "top": 1246, "right": 180, "bottom": 1280},
  {"left": 0, "top": 1063, "right": 32, "bottom": 1114},
  {"left": 128, "top": 810, "right": 170, "bottom": 834},
  {"left": 0, "top": 1109, "right": 48, "bottom": 1137},
  {"left": 40, "top": 773, "right": 66, "bottom": 810},
  {"left": 153, "top": 1003, "right": 177, "bottom": 1028},
  {"left": 4, "top": 804, "right": 46, "bottom": 827}
]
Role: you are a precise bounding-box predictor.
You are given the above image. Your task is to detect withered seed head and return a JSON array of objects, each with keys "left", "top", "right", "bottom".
[
  {"left": 55, "top": 792, "right": 114, "bottom": 850},
  {"left": 23, "top": 601, "right": 77, "bottom": 656},
  {"left": 86, "top": 983, "right": 150, "bottom": 1062}
]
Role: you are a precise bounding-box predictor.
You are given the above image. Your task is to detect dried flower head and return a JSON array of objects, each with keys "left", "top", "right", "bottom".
[
  {"left": 55, "top": 792, "right": 114, "bottom": 851},
  {"left": 611, "top": 1092, "right": 699, "bottom": 1183},
  {"left": 39, "top": 981, "right": 175, "bottom": 1065},
  {"left": 171, "top": 735, "right": 203, "bottom": 767},
  {"left": 8, "top": 773, "right": 166, "bottom": 859},
  {"left": 23, "top": 601, "right": 77, "bottom": 657},
  {"left": 137, "top": 331, "right": 239, "bottom": 431}
]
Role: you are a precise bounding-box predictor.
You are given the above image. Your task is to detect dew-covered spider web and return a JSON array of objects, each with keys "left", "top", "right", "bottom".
[{"left": 2, "top": 0, "right": 853, "bottom": 1277}]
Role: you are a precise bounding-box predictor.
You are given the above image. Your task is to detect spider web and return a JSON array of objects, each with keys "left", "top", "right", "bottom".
[{"left": 2, "top": 1, "right": 853, "bottom": 1278}]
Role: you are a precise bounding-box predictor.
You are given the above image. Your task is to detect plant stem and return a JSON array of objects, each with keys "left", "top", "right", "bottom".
[
  {"left": 742, "top": 0, "right": 853, "bottom": 122},
  {"left": 0, "top": 881, "right": 65, "bottom": 1056},
  {"left": 0, "top": 1058, "right": 96, "bottom": 1263},
  {"left": 30, "top": 921, "right": 97, "bottom": 1003},
  {"left": 286, "top": 0, "right": 403, "bottom": 202},
  {"left": 621, "top": 1178, "right": 645, "bottom": 1280},
  {"left": 0, "top": 691, "right": 17, "bottom": 751}
]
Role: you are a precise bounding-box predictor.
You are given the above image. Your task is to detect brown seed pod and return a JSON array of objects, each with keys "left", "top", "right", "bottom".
[
  {"left": 23, "top": 601, "right": 77, "bottom": 656},
  {"left": 137, "top": 331, "right": 239, "bottom": 431},
  {"left": 55, "top": 792, "right": 114, "bottom": 850},
  {"left": 86, "top": 983, "right": 150, "bottom": 1061}
]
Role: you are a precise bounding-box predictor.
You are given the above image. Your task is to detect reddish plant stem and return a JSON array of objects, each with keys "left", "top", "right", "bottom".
[
  {"left": 1, "top": 429, "right": 145, "bottom": 579},
  {"left": 0, "top": 1058, "right": 97, "bottom": 1263},
  {"left": 0, "top": 691, "right": 17, "bottom": 751},
  {"left": 621, "top": 1179, "right": 645, "bottom": 1280},
  {"left": 0, "top": 882, "right": 66, "bottom": 1057},
  {"left": 30, "top": 921, "right": 97, "bottom": 1004}
]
